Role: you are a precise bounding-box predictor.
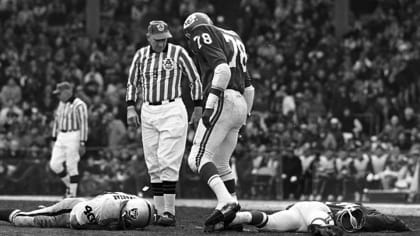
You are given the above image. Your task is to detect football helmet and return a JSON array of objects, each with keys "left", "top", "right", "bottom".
[
  {"left": 121, "top": 199, "right": 155, "bottom": 229},
  {"left": 335, "top": 206, "right": 365, "bottom": 232},
  {"left": 183, "top": 12, "right": 213, "bottom": 39}
]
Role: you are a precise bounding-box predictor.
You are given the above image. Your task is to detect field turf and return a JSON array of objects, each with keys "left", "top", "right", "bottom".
[{"left": 0, "top": 200, "right": 419, "bottom": 236}]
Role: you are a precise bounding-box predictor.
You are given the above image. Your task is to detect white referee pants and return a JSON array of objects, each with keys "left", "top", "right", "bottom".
[
  {"left": 50, "top": 131, "right": 81, "bottom": 176},
  {"left": 141, "top": 98, "right": 188, "bottom": 183}
]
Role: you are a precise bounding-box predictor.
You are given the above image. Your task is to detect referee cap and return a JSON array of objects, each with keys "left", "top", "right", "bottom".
[
  {"left": 53, "top": 81, "right": 73, "bottom": 94},
  {"left": 147, "top": 20, "right": 172, "bottom": 40}
]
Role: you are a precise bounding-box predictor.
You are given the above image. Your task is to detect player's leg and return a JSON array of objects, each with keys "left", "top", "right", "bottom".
[
  {"left": 141, "top": 110, "right": 163, "bottom": 218},
  {"left": 156, "top": 101, "right": 189, "bottom": 226},
  {"left": 213, "top": 129, "right": 240, "bottom": 202},
  {"left": 49, "top": 141, "right": 69, "bottom": 196},
  {"left": 213, "top": 90, "right": 247, "bottom": 203},
  {"left": 228, "top": 209, "right": 301, "bottom": 232},
  {"left": 0, "top": 198, "right": 84, "bottom": 227},
  {"left": 65, "top": 132, "right": 81, "bottom": 197}
]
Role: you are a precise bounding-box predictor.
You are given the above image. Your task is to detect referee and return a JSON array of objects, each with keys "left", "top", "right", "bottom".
[
  {"left": 51, "top": 81, "right": 88, "bottom": 198},
  {"left": 126, "top": 20, "right": 202, "bottom": 226}
]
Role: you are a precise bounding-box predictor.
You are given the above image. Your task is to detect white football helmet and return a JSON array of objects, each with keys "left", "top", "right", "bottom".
[{"left": 121, "top": 199, "right": 155, "bottom": 229}]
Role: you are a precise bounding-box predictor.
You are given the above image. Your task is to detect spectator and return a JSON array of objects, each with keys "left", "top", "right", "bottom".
[{"left": 0, "top": 78, "right": 21, "bottom": 106}]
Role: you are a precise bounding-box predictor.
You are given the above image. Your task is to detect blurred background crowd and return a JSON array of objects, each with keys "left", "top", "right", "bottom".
[{"left": 1, "top": 0, "right": 420, "bottom": 202}]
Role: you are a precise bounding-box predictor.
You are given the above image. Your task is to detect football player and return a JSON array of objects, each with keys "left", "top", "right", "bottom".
[
  {"left": 223, "top": 201, "right": 411, "bottom": 234},
  {"left": 223, "top": 201, "right": 343, "bottom": 236},
  {"left": 183, "top": 12, "right": 255, "bottom": 232},
  {"left": 0, "top": 192, "right": 154, "bottom": 230}
]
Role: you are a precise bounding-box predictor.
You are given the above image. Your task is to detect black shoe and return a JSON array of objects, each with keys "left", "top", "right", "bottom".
[
  {"left": 204, "top": 203, "right": 240, "bottom": 232},
  {"left": 156, "top": 212, "right": 176, "bottom": 226}
]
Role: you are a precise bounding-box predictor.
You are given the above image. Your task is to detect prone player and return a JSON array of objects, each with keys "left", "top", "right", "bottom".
[
  {"left": 0, "top": 192, "right": 154, "bottom": 230},
  {"left": 223, "top": 201, "right": 411, "bottom": 234}
]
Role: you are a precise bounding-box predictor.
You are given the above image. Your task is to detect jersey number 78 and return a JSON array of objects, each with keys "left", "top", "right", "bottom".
[{"left": 193, "top": 31, "right": 248, "bottom": 73}]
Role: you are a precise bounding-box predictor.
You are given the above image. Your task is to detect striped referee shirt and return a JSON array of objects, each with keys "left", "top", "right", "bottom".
[
  {"left": 52, "top": 97, "right": 88, "bottom": 142},
  {"left": 126, "top": 43, "right": 202, "bottom": 104}
]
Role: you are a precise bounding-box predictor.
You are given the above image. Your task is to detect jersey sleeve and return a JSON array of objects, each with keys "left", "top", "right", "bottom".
[{"left": 189, "top": 25, "right": 227, "bottom": 70}]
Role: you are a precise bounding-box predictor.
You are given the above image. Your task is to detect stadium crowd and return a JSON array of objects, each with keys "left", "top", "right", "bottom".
[{"left": 1, "top": 0, "right": 420, "bottom": 201}]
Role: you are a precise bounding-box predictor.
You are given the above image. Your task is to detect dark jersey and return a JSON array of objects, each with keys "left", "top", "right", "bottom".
[{"left": 188, "top": 25, "right": 250, "bottom": 95}]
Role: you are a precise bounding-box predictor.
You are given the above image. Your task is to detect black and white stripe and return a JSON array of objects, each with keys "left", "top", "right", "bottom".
[
  {"left": 52, "top": 97, "right": 88, "bottom": 142},
  {"left": 126, "top": 43, "right": 202, "bottom": 104}
]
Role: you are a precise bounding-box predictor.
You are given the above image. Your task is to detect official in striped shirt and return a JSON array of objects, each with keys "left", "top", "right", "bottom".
[
  {"left": 126, "top": 20, "right": 202, "bottom": 226},
  {"left": 51, "top": 81, "right": 88, "bottom": 198}
]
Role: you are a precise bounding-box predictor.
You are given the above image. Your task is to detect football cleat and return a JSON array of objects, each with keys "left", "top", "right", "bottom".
[
  {"left": 204, "top": 203, "right": 240, "bottom": 232},
  {"left": 155, "top": 212, "right": 176, "bottom": 227}
]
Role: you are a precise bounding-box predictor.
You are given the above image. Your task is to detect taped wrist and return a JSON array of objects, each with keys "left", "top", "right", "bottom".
[{"left": 211, "top": 63, "right": 231, "bottom": 90}]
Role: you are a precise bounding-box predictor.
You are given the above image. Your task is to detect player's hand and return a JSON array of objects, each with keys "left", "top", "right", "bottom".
[
  {"left": 79, "top": 144, "right": 86, "bottom": 156},
  {"left": 127, "top": 105, "right": 140, "bottom": 128},
  {"left": 190, "top": 106, "right": 202, "bottom": 127},
  {"left": 203, "top": 94, "right": 217, "bottom": 129}
]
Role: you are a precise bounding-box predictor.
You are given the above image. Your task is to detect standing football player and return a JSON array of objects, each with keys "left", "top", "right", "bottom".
[{"left": 183, "top": 12, "right": 255, "bottom": 232}]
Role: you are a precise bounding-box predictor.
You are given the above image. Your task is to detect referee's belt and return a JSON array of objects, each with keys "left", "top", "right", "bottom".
[
  {"left": 60, "top": 129, "right": 78, "bottom": 133},
  {"left": 146, "top": 98, "right": 177, "bottom": 106}
]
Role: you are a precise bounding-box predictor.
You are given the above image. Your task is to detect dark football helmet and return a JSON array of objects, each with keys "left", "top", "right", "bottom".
[
  {"left": 183, "top": 12, "right": 213, "bottom": 39},
  {"left": 335, "top": 206, "right": 366, "bottom": 232}
]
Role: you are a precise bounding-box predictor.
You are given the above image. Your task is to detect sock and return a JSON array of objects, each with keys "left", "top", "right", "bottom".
[
  {"left": 151, "top": 182, "right": 164, "bottom": 215},
  {"left": 0, "top": 209, "right": 16, "bottom": 222},
  {"left": 224, "top": 179, "right": 237, "bottom": 202},
  {"left": 61, "top": 176, "right": 70, "bottom": 188},
  {"left": 250, "top": 211, "right": 268, "bottom": 228},
  {"left": 200, "top": 162, "right": 234, "bottom": 209},
  {"left": 163, "top": 181, "right": 177, "bottom": 215},
  {"left": 68, "top": 175, "right": 79, "bottom": 197},
  {"left": 229, "top": 211, "right": 252, "bottom": 225}
]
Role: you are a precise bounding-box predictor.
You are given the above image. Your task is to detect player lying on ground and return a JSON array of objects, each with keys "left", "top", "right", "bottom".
[
  {"left": 223, "top": 201, "right": 343, "bottom": 236},
  {"left": 0, "top": 192, "right": 154, "bottom": 230},
  {"left": 222, "top": 201, "right": 411, "bottom": 234}
]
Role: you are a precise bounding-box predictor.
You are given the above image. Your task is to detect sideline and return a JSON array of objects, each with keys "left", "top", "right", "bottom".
[{"left": 0, "top": 196, "right": 419, "bottom": 216}]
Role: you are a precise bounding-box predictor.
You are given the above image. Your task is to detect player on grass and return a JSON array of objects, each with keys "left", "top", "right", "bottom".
[
  {"left": 183, "top": 12, "right": 255, "bottom": 232},
  {"left": 222, "top": 201, "right": 411, "bottom": 235},
  {"left": 0, "top": 192, "right": 154, "bottom": 230}
]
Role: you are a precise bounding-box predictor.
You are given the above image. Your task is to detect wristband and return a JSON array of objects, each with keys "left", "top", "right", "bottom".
[{"left": 209, "top": 87, "right": 223, "bottom": 97}]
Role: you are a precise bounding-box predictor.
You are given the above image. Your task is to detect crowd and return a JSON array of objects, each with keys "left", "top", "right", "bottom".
[{"left": 0, "top": 0, "right": 420, "bottom": 200}]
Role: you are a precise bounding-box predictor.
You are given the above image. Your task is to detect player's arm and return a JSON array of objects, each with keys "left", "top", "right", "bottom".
[
  {"left": 190, "top": 26, "right": 230, "bottom": 128},
  {"left": 126, "top": 49, "right": 142, "bottom": 127}
]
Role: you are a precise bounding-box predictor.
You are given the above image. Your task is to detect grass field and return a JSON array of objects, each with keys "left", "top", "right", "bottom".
[{"left": 0, "top": 200, "right": 419, "bottom": 236}]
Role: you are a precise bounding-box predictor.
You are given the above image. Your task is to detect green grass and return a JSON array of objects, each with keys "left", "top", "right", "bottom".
[{"left": 0, "top": 200, "right": 419, "bottom": 235}]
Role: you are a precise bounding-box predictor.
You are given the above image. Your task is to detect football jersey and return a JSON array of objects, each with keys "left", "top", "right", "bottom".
[
  {"left": 70, "top": 192, "right": 139, "bottom": 228},
  {"left": 188, "top": 25, "right": 250, "bottom": 95}
]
